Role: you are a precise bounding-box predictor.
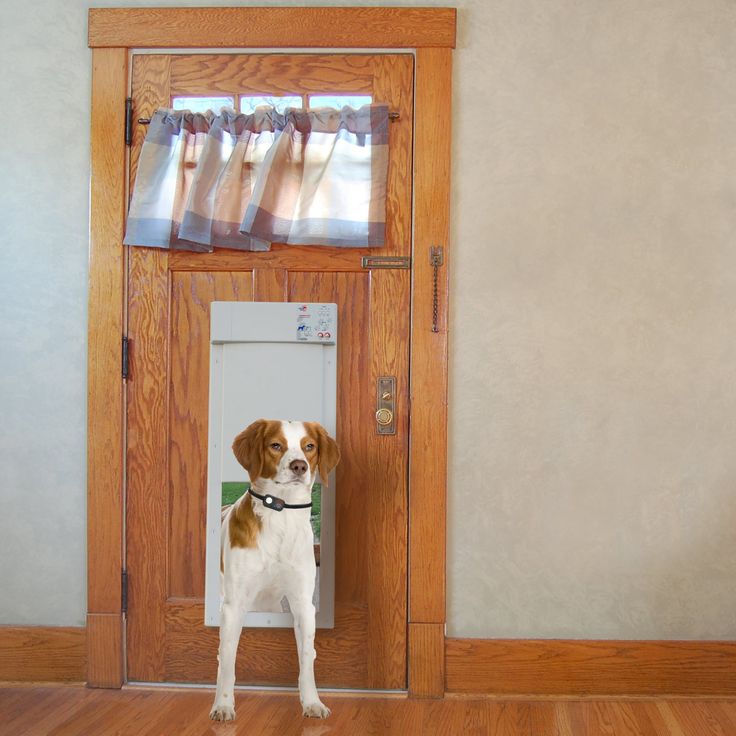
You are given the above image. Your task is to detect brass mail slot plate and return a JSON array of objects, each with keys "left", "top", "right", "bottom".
[{"left": 361, "top": 256, "right": 411, "bottom": 270}]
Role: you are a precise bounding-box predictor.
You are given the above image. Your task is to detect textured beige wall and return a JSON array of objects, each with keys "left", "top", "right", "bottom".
[{"left": 448, "top": 0, "right": 736, "bottom": 638}]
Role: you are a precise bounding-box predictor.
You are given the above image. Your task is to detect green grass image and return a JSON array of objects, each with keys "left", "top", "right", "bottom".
[
  {"left": 221, "top": 481, "right": 322, "bottom": 540},
  {"left": 222, "top": 481, "right": 250, "bottom": 506}
]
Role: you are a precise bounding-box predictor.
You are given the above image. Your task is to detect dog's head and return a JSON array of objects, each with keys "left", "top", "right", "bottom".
[{"left": 232, "top": 419, "right": 340, "bottom": 489}]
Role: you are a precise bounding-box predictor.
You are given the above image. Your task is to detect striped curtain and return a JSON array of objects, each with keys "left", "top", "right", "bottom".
[{"left": 123, "top": 105, "right": 389, "bottom": 252}]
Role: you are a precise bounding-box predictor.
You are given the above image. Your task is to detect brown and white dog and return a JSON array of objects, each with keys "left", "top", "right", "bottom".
[{"left": 210, "top": 419, "right": 340, "bottom": 722}]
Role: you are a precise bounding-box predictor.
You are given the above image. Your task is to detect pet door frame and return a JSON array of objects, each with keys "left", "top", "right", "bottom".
[{"left": 204, "top": 301, "right": 337, "bottom": 629}]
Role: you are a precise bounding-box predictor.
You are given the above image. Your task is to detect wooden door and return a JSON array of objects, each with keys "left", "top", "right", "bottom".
[{"left": 125, "top": 53, "right": 413, "bottom": 689}]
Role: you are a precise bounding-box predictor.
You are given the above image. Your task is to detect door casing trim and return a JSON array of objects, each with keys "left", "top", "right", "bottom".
[{"left": 87, "top": 6, "right": 455, "bottom": 696}]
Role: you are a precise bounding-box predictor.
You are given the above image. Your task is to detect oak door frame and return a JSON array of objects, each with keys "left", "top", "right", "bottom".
[{"left": 87, "top": 6, "right": 455, "bottom": 695}]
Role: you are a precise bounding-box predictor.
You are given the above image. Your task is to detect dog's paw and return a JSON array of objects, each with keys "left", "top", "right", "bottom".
[
  {"left": 209, "top": 704, "right": 236, "bottom": 721},
  {"left": 302, "top": 701, "right": 331, "bottom": 719}
]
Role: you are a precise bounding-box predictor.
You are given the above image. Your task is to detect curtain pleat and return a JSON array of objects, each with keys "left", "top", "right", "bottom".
[{"left": 124, "top": 105, "right": 389, "bottom": 251}]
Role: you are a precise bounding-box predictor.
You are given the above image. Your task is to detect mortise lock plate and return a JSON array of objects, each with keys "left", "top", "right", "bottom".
[{"left": 375, "top": 376, "right": 396, "bottom": 435}]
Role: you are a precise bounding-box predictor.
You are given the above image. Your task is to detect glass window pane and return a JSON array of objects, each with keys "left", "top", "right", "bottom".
[
  {"left": 240, "top": 95, "right": 302, "bottom": 114},
  {"left": 309, "top": 95, "right": 372, "bottom": 109},
  {"left": 172, "top": 96, "right": 234, "bottom": 113}
]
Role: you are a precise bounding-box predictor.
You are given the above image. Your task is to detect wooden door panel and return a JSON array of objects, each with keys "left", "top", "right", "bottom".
[
  {"left": 253, "top": 268, "right": 287, "bottom": 302},
  {"left": 128, "top": 252, "right": 257, "bottom": 678},
  {"left": 169, "top": 54, "right": 375, "bottom": 96},
  {"left": 126, "top": 52, "right": 413, "bottom": 689},
  {"left": 288, "top": 272, "right": 372, "bottom": 606},
  {"left": 164, "top": 599, "right": 369, "bottom": 686},
  {"left": 364, "top": 269, "right": 410, "bottom": 688},
  {"left": 127, "top": 248, "right": 171, "bottom": 680},
  {"left": 169, "top": 272, "right": 253, "bottom": 598}
]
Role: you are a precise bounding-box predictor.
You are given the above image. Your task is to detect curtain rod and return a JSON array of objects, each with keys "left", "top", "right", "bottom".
[{"left": 137, "top": 111, "right": 400, "bottom": 125}]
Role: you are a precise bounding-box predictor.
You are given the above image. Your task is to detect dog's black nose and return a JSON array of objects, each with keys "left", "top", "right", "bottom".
[{"left": 290, "top": 459, "right": 308, "bottom": 476}]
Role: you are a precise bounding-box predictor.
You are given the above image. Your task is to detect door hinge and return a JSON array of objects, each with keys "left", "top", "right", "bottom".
[
  {"left": 121, "top": 569, "right": 129, "bottom": 614},
  {"left": 122, "top": 336, "right": 130, "bottom": 379},
  {"left": 125, "top": 97, "right": 133, "bottom": 146}
]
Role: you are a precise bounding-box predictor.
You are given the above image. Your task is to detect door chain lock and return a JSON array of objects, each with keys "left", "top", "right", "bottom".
[{"left": 430, "top": 246, "right": 444, "bottom": 333}]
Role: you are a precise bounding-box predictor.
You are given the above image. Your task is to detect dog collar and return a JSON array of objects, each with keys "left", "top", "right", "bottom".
[{"left": 248, "top": 488, "right": 312, "bottom": 512}]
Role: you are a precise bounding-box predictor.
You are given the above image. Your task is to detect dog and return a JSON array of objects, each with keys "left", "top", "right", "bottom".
[{"left": 210, "top": 418, "right": 340, "bottom": 722}]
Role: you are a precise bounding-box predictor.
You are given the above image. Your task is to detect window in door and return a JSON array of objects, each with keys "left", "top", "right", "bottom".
[
  {"left": 170, "top": 94, "right": 374, "bottom": 114},
  {"left": 172, "top": 95, "right": 234, "bottom": 112}
]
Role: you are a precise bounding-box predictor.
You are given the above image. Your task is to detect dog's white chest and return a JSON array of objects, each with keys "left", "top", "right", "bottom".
[{"left": 257, "top": 508, "right": 314, "bottom": 564}]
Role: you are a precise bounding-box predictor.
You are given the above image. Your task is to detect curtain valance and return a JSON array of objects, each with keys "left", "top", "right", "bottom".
[{"left": 123, "top": 105, "right": 390, "bottom": 252}]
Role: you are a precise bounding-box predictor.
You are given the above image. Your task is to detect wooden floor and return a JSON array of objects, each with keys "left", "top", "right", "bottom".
[{"left": 2, "top": 685, "right": 736, "bottom": 735}]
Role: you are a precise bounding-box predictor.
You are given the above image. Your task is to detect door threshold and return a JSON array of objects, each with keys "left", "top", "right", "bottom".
[{"left": 126, "top": 681, "right": 407, "bottom": 696}]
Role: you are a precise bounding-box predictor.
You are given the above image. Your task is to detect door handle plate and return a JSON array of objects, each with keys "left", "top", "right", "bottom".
[{"left": 376, "top": 376, "right": 396, "bottom": 435}]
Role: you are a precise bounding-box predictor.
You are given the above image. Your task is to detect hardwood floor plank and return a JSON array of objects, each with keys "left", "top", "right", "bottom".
[
  {"left": 590, "top": 701, "right": 618, "bottom": 734},
  {"left": 386, "top": 697, "right": 425, "bottom": 736},
  {"left": 414, "top": 696, "right": 453, "bottom": 735},
  {"left": 235, "top": 694, "right": 302, "bottom": 735},
  {"left": 652, "top": 703, "right": 688, "bottom": 736},
  {"left": 564, "top": 701, "right": 592, "bottom": 735},
  {"left": 637, "top": 701, "right": 676, "bottom": 735},
  {"left": 144, "top": 692, "right": 213, "bottom": 736},
  {"left": 46, "top": 694, "right": 123, "bottom": 736},
  {"left": 58, "top": 691, "right": 156, "bottom": 736},
  {"left": 326, "top": 694, "right": 364, "bottom": 734},
  {"left": 616, "top": 702, "right": 665, "bottom": 736},
  {"left": 342, "top": 697, "right": 396, "bottom": 736},
  {"left": 528, "top": 702, "right": 555, "bottom": 734},
  {"left": 322, "top": 694, "right": 402, "bottom": 736},
  {"left": 667, "top": 701, "right": 733, "bottom": 736},
  {"left": 714, "top": 701, "right": 736, "bottom": 731},
  {"left": 554, "top": 702, "right": 578, "bottom": 736},
  {"left": 488, "top": 702, "right": 532, "bottom": 736},
  {"left": 4, "top": 688, "right": 72, "bottom": 735},
  {"left": 703, "top": 702, "right": 736, "bottom": 736},
  {"left": 138, "top": 693, "right": 194, "bottom": 736},
  {"left": 460, "top": 700, "right": 492, "bottom": 736},
  {"left": 14, "top": 690, "right": 98, "bottom": 736},
  {"left": 0, "top": 688, "right": 35, "bottom": 721}
]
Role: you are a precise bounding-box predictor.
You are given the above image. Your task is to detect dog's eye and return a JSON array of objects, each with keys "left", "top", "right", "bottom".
[
  {"left": 270, "top": 443, "right": 282, "bottom": 451},
  {"left": 305, "top": 443, "right": 315, "bottom": 452}
]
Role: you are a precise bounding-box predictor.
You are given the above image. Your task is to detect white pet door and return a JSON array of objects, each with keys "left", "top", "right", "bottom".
[{"left": 204, "top": 301, "right": 337, "bottom": 628}]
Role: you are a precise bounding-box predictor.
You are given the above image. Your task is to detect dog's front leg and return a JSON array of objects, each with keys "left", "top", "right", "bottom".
[
  {"left": 210, "top": 596, "right": 246, "bottom": 721},
  {"left": 288, "top": 587, "right": 330, "bottom": 719}
]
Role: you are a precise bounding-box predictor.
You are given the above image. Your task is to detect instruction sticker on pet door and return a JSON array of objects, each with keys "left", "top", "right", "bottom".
[{"left": 204, "top": 301, "right": 337, "bottom": 629}]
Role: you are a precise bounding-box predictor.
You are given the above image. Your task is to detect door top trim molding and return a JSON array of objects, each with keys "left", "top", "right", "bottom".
[{"left": 89, "top": 7, "right": 457, "bottom": 50}]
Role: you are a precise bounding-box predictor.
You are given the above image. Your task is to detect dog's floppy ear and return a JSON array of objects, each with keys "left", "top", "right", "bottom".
[
  {"left": 312, "top": 423, "right": 340, "bottom": 487},
  {"left": 232, "top": 419, "right": 267, "bottom": 480}
]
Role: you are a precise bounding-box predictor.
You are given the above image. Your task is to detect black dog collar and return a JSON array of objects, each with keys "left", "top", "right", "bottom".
[{"left": 248, "top": 488, "right": 312, "bottom": 512}]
